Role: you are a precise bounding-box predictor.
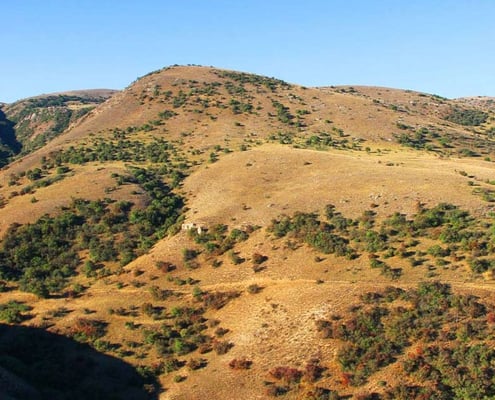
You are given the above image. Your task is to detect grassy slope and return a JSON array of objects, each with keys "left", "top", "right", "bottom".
[{"left": 1, "top": 66, "right": 495, "bottom": 399}]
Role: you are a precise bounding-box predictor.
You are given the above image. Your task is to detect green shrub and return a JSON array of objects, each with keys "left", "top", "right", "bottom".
[
  {"left": 0, "top": 301, "right": 31, "bottom": 323},
  {"left": 445, "top": 107, "right": 488, "bottom": 126},
  {"left": 182, "top": 248, "right": 199, "bottom": 261}
]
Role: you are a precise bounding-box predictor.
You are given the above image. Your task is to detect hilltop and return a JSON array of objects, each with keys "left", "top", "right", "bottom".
[{"left": 0, "top": 65, "right": 495, "bottom": 399}]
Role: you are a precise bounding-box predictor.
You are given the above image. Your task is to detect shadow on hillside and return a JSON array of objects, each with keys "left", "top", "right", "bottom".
[
  {"left": 0, "top": 109, "right": 21, "bottom": 166},
  {"left": 0, "top": 323, "right": 159, "bottom": 400}
]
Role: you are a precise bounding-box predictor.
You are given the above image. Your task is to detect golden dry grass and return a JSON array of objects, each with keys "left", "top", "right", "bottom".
[
  {"left": 1, "top": 66, "right": 495, "bottom": 399},
  {"left": 183, "top": 143, "right": 494, "bottom": 227},
  {"left": 0, "top": 163, "right": 147, "bottom": 237}
]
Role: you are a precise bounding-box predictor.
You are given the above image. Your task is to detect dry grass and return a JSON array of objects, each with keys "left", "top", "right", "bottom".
[
  {"left": 1, "top": 66, "right": 495, "bottom": 399},
  {"left": 183, "top": 143, "right": 493, "bottom": 227},
  {"left": 0, "top": 163, "right": 147, "bottom": 236}
]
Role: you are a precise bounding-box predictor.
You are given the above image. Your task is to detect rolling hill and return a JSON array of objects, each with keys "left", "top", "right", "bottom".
[{"left": 0, "top": 65, "right": 495, "bottom": 399}]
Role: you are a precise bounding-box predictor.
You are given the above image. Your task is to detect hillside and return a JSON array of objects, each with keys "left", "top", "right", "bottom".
[
  {"left": 1, "top": 89, "right": 117, "bottom": 160},
  {"left": 0, "top": 109, "right": 20, "bottom": 167},
  {"left": 1, "top": 65, "right": 495, "bottom": 399},
  {"left": 456, "top": 96, "right": 495, "bottom": 113}
]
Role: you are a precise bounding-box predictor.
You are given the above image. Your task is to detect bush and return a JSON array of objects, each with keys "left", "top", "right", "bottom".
[
  {"left": 202, "top": 290, "right": 240, "bottom": 309},
  {"left": 269, "top": 366, "right": 303, "bottom": 384},
  {"left": 0, "top": 301, "right": 32, "bottom": 323},
  {"left": 156, "top": 261, "right": 176, "bottom": 273},
  {"left": 182, "top": 248, "right": 199, "bottom": 261},
  {"left": 304, "top": 358, "right": 324, "bottom": 382},
  {"left": 229, "top": 251, "right": 244, "bottom": 265},
  {"left": 427, "top": 244, "right": 449, "bottom": 258},
  {"left": 229, "top": 358, "right": 252, "bottom": 370},
  {"left": 149, "top": 286, "right": 173, "bottom": 301},
  {"left": 70, "top": 318, "right": 107, "bottom": 342},
  {"left": 187, "top": 358, "right": 207, "bottom": 370},
  {"left": 247, "top": 284, "right": 263, "bottom": 294},
  {"left": 265, "top": 385, "right": 289, "bottom": 397},
  {"left": 213, "top": 340, "right": 233, "bottom": 355},
  {"left": 252, "top": 253, "right": 268, "bottom": 265}
]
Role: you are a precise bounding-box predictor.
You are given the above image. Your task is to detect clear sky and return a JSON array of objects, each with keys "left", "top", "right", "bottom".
[{"left": 1, "top": 0, "right": 494, "bottom": 103}]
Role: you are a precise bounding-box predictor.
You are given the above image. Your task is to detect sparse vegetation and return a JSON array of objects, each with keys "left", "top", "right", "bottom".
[
  {"left": 270, "top": 202, "right": 495, "bottom": 278},
  {"left": 4, "top": 94, "right": 108, "bottom": 155},
  {"left": 229, "top": 357, "right": 252, "bottom": 369},
  {"left": 2, "top": 65, "right": 495, "bottom": 400},
  {"left": 271, "top": 100, "right": 294, "bottom": 125}
]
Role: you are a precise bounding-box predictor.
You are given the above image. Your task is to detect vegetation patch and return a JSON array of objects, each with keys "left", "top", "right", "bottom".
[
  {"left": 0, "top": 301, "right": 32, "bottom": 323},
  {"left": 0, "top": 166, "right": 184, "bottom": 297},
  {"left": 269, "top": 202, "right": 495, "bottom": 279},
  {"left": 444, "top": 107, "right": 488, "bottom": 126},
  {"left": 319, "top": 282, "right": 495, "bottom": 398},
  {"left": 271, "top": 282, "right": 495, "bottom": 399},
  {"left": 213, "top": 70, "right": 291, "bottom": 92}
]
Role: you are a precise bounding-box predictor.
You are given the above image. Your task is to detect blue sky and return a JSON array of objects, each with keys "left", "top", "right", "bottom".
[{"left": 1, "top": 0, "right": 494, "bottom": 103}]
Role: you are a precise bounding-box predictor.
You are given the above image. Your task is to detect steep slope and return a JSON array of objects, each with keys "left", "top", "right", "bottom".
[
  {"left": 2, "top": 89, "right": 117, "bottom": 156},
  {"left": 1, "top": 66, "right": 495, "bottom": 399},
  {"left": 0, "top": 108, "right": 21, "bottom": 167},
  {"left": 2, "top": 65, "right": 494, "bottom": 230}
]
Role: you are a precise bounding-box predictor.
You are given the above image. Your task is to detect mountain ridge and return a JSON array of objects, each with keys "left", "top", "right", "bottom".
[{"left": 1, "top": 89, "right": 119, "bottom": 106}]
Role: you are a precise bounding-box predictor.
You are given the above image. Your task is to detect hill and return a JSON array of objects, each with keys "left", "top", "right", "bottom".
[
  {"left": 0, "top": 65, "right": 495, "bottom": 399},
  {"left": 1, "top": 89, "right": 117, "bottom": 159}
]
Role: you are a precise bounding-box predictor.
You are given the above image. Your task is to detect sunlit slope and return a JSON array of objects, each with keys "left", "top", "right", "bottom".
[{"left": 0, "top": 66, "right": 495, "bottom": 399}]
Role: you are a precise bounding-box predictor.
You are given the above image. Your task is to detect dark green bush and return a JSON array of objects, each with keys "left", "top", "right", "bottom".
[{"left": 445, "top": 107, "right": 488, "bottom": 126}]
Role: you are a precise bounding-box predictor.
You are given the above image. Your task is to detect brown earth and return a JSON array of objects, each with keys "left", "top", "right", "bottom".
[{"left": 1, "top": 66, "right": 495, "bottom": 399}]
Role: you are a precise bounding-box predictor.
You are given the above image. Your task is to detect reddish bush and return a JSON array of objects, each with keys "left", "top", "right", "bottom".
[
  {"left": 187, "top": 358, "right": 207, "bottom": 370},
  {"left": 213, "top": 340, "right": 233, "bottom": 355},
  {"left": 70, "top": 318, "right": 106, "bottom": 341},
  {"left": 198, "top": 343, "right": 213, "bottom": 354},
  {"left": 215, "top": 327, "right": 229, "bottom": 337},
  {"left": 304, "top": 358, "right": 324, "bottom": 382},
  {"left": 252, "top": 253, "right": 268, "bottom": 265},
  {"left": 229, "top": 358, "right": 252, "bottom": 370},
  {"left": 341, "top": 372, "right": 351, "bottom": 387},
  {"left": 156, "top": 261, "right": 175, "bottom": 273},
  {"left": 487, "top": 312, "right": 495, "bottom": 324},
  {"left": 202, "top": 291, "right": 240, "bottom": 310},
  {"left": 269, "top": 366, "right": 303, "bottom": 384}
]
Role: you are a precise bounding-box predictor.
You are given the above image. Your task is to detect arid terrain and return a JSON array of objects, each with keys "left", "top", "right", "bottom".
[{"left": 1, "top": 65, "right": 495, "bottom": 399}]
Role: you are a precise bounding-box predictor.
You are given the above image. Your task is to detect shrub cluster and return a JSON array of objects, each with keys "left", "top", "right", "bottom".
[
  {"left": 270, "top": 202, "right": 495, "bottom": 277},
  {"left": 445, "top": 107, "right": 488, "bottom": 126},
  {"left": 0, "top": 167, "right": 184, "bottom": 297},
  {"left": 315, "top": 281, "right": 495, "bottom": 397}
]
